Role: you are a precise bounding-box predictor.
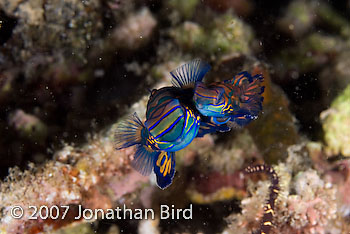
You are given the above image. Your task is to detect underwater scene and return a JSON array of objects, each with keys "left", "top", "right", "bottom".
[{"left": 0, "top": 0, "right": 350, "bottom": 233}]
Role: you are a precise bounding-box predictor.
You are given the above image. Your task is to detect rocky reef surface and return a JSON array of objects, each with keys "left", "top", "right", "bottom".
[{"left": 0, "top": 0, "right": 350, "bottom": 233}]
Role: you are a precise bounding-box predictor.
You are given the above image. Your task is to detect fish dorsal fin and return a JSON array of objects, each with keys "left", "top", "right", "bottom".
[{"left": 170, "top": 59, "right": 211, "bottom": 88}]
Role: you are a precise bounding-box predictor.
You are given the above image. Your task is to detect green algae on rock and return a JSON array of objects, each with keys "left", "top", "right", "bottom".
[
  {"left": 170, "top": 13, "right": 254, "bottom": 58},
  {"left": 208, "top": 14, "right": 254, "bottom": 55},
  {"left": 277, "top": 0, "right": 350, "bottom": 39},
  {"left": 316, "top": 1, "right": 350, "bottom": 39},
  {"left": 277, "top": 0, "right": 317, "bottom": 38},
  {"left": 274, "top": 33, "right": 343, "bottom": 78},
  {"left": 169, "top": 22, "right": 207, "bottom": 52},
  {"left": 321, "top": 84, "right": 350, "bottom": 157},
  {"left": 167, "top": 0, "right": 200, "bottom": 19}
]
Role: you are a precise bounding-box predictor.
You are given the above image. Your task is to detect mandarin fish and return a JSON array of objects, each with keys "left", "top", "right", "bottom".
[
  {"left": 193, "top": 71, "right": 264, "bottom": 128},
  {"left": 171, "top": 60, "right": 264, "bottom": 137},
  {"left": 115, "top": 60, "right": 210, "bottom": 189},
  {"left": 169, "top": 59, "right": 264, "bottom": 136},
  {"left": 169, "top": 59, "right": 230, "bottom": 137}
]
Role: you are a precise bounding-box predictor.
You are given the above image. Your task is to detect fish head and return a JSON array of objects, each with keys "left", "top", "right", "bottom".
[{"left": 193, "top": 82, "right": 227, "bottom": 117}]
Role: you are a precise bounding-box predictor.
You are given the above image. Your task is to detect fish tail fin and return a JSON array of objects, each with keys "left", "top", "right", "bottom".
[
  {"left": 238, "top": 72, "right": 264, "bottom": 104},
  {"left": 154, "top": 151, "right": 176, "bottom": 189},
  {"left": 231, "top": 72, "right": 265, "bottom": 121},
  {"left": 197, "top": 119, "right": 231, "bottom": 137},
  {"left": 114, "top": 112, "right": 144, "bottom": 150}
]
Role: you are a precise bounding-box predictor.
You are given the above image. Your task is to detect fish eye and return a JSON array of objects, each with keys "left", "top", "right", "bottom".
[{"left": 150, "top": 89, "right": 157, "bottom": 97}]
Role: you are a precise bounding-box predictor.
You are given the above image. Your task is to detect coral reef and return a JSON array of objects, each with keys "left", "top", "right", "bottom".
[
  {"left": 0, "top": 130, "right": 149, "bottom": 233},
  {"left": 277, "top": 0, "right": 317, "bottom": 38},
  {"left": 0, "top": 0, "right": 103, "bottom": 78},
  {"left": 225, "top": 144, "right": 349, "bottom": 234},
  {"left": 198, "top": 129, "right": 260, "bottom": 173},
  {"left": 321, "top": 84, "right": 350, "bottom": 157},
  {"left": 170, "top": 12, "right": 254, "bottom": 58},
  {"left": 0, "top": 0, "right": 350, "bottom": 233},
  {"left": 8, "top": 109, "right": 48, "bottom": 144},
  {"left": 110, "top": 8, "right": 157, "bottom": 51},
  {"left": 0, "top": 0, "right": 159, "bottom": 176}
]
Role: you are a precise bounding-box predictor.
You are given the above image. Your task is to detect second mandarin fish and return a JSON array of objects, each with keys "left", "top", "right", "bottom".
[{"left": 169, "top": 59, "right": 264, "bottom": 136}]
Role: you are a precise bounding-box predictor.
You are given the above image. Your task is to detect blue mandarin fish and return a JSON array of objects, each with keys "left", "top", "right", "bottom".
[
  {"left": 115, "top": 60, "right": 210, "bottom": 189},
  {"left": 169, "top": 59, "right": 264, "bottom": 136},
  {"left": 193, "top": 71, "right": 264, "bottom": 128}
]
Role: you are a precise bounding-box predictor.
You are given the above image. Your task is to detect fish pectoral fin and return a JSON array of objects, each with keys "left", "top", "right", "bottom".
[
  {"left": 212, "top": 116, "right": 230, "bottom": 125},
  {"left": 226, "top": 71, "right": 264, "bottom": 126},
  {"left": 228, "top": 113, "right": 258, "bottom": 127},
  {"left": 131, "top": 145, "right": 158, "bottom": 176},
  {"left": 153, "top": 151, "right": 176, "bottom": 189},
  {"left": 114, "top": 112, "right": 145, "bottom": 150},
  {"left": 170, "top": 59, "right": 211, "bottom": 88},
  {"left": 197, "top": 118, "right": 231, "bottom": 137}
]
